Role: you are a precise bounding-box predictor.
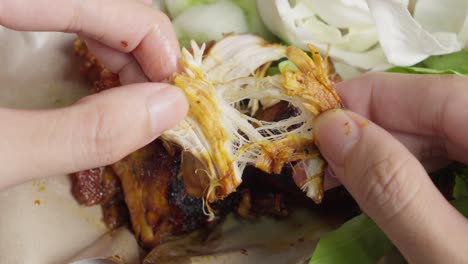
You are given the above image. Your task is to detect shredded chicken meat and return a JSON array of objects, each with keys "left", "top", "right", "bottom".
[{"left": 72, "top": 34, "right": 346, "bottom": 248}]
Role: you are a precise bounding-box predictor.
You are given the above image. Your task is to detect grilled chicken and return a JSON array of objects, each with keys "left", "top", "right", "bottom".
[{"left": 71, "top": 35, "right": 354, "bottom": 250}]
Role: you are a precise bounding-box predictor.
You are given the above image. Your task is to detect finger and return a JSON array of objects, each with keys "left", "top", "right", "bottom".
[
  {"left": 0, "top": 0, "right": 180, "bottom": 81},
  {"left": 389, "top": 131, "right": 454, "bottom": 170},
  {"left": 323, "top": 166, "right": 341, "bottom": 190},
  {"left": 292, "top": 163, "right": 341, "bottom": 191},
  {"left": 293, "top": 134, "right": 447, "bottom": 194},
  {"left": 337, "top": 72, "right": 468, "bottom": 161},
  {"left": 0, "top": 83, "right": 187, "bottom": 189},
  {"left": 314, "top": 109, "right": 468, "bottom": 263},
  {"left": 294, "top": 132, "right": 448, "bottom": 193},
  {"left": 83, "top": 37, "right": 149, "bottom": 85}
]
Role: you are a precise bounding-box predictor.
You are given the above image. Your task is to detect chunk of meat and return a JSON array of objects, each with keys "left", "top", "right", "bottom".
[
  {"left": 112, "top": 140, "right": 209, "bottom": 248},
  {"left": 72, "top": 166, "right": 129, "bottom": 229},
  {"left": 71, "top": 37, "right": 358, "bottom": 250},
  {"left": 72, "top": 166, "right": 122, "bottom": 206}
]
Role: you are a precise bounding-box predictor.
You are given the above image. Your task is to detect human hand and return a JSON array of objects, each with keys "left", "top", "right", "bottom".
[
  {"left": 312, "top": 73, "right": 468, "bottom": 263},
  {"left": 0, "top": 0, "right": 187, "bottom": 189}
]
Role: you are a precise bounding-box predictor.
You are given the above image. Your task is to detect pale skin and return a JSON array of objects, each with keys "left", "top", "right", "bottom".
[
  {"left": 307, "top": 73, "right": 468, "bottom": 263},
  {"left": 0, "top": 0, "right": 188, "bottom": 188},
  {"left": 1, "top": 1, "right": 467, "bottom": 263}
]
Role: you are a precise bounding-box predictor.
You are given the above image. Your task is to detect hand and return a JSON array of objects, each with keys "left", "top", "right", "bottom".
[
  {"left": 313, "top": 73, "right": 468, "bottom": 263},
  {"left": 0, "top": 0, "right": 188, "bottom": 189}
]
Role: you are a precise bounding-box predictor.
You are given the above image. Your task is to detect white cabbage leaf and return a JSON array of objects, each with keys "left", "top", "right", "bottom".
[
  {"left": 367, "top": 0, "right": 464, "bottom": 66},
  {"left": 165, "top": 0, "right": 218, "bottom": 17},
  {"left": 257, "top": 0, "right": 466, "bottom": 73},
  {"left": 172, "top": 1, "right": 249, "bottom": 47},
  {"left": 167, "top": 0, "right": 273, "bottom": 47},
  {"left": 257, "top": 0, "right": 392, "bottom": 74}
]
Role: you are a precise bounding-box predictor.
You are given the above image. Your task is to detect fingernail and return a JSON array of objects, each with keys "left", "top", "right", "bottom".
[
  {"left": 314, "top": 109, "right": 362, "bottom": 167},
  {"left": 147, "top": 86, "right": 188, "bottom": 134}
]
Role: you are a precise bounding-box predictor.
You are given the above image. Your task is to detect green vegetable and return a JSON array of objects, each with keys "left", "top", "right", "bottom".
[
  {"left": 266, "top": 60, "right": 299, "bottom": 76},
  {"left": 386, "top": 50, "right": 468, "bottom": 77},
  {"left": 266, "top": 67, "right": 280, "bottom": 76},
  {"left": 310, "top": 197, "right": 468, "bottom": 264},
  {"left": 420, "top": 50, "right": 468, "bottom": 75},
  {"left": 454, "top": 176, "right": 468, "bottom": 199},
  {"left": 385, "top": 66, "right": 467, "bottom": 77},
  {"left": 453, "top": 165, "right": 468, "bottom": 199},
  {"left": 451, "top": 197, "right": 468, "bottom": 217},
  {"left": 278, "top": 60, "right": 299, "bottom": 72},
  {"left": 309, "top": 214, "right": 394, "bottom": 264}
]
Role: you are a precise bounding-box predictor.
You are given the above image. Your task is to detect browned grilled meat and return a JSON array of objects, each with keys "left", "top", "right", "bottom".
[
  {"left": 72, "top": 165, "right": 129, "bottom": 229},
  {"left": 72, "top": 166, "right": 121, "bottom": 206},
  {"left": 112, "top": 140, "right": 211, "bottom": 248},
  {"left": 71, "top": 38, "right": 357, "bottom": 250},
  {"left": 72, "top": 139, "right": 236, "bottom": 248},
  {"left": 72, "top": 40, "right": 225, "bottom": 247}
]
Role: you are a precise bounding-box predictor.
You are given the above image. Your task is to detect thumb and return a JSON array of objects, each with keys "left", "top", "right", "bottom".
[
  {"left": 314, "top": 109, "right": 468, "bottom": 263},
  {"left": 0, "top": 83, "right": 187, "bottom": 188}
]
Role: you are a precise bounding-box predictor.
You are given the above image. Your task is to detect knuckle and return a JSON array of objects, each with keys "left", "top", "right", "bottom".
[
  {"left": 74, "top": 91, "right": 154, "bottom": 169},
  {"left": 359, "top": 153, "right": 414, "bottom": 218},
  {"left": 153, "top": 9, "right": 172, "bottom": 26},
  {"left": 83, "top": 102, "right": 122, "bottom": 166},
  {"left": 66, "top": 0, "right": 85, "bottom": 33}
]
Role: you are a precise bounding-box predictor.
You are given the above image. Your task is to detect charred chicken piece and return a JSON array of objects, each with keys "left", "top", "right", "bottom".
[
  {"left": 112, "top": 140, "right": 237, "bottom": 248},
  {"left": 71, "top": 35, "right": 355, "bottom": 249},
  {"left": 110, "top": 140, "right": 205, "bottom": 248},
  {"left": 163, "top": 37, "right": 342, "bottom": 214},
  {"left": 72, "top": 167, "right": 121, "bottom": 206},
  {"left": 72, "top": 166, "right": 129, "bottom": 229},
  {"left": 73, "top": 40, "right": 216, "bottom": 247}
]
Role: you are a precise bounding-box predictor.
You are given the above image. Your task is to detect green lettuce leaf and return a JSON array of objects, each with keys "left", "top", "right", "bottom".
[
  {"left": 451, "top": 197, "right": 468, "bottom": 217},
  {"left": 453, "top": 165, "right": 468, "bottom": 199},
  {"left": 386, "top": 50, "right": 468, "bottom": 76},
  {"left": 420, "top": 50, "right": 468, "bottom": 75},
  {"left": 309, "top": 197, "right": 468, "bottom": 264},
  {"left": 385, "top": 66, "right": 467, "bottom": 77},
  {"left": 278, "top": 60, "right": 299, "bottom": 72},
  {"left": 266, "top": 67, "right": 280, "bottom": 76},
  {"left": 309, "top": 214, "right": 394, "bottom": 264},
  {"left": 454, "top": 176, "right": 468, "bottom": 199}
]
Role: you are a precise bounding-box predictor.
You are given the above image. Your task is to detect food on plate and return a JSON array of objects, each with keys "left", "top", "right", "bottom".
[{"left": 72, "top": 34, "right": 349, "bottom": 249}]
